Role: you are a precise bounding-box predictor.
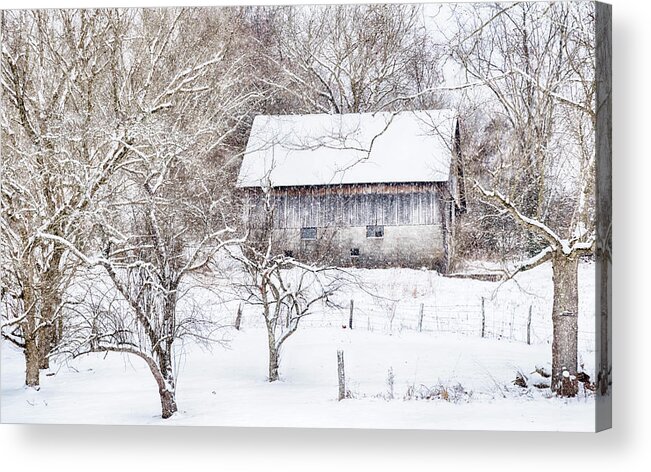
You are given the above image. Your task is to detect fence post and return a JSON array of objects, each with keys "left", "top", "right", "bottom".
[
  {"left": 527, "top": 305, "right": 532, "bottom": 345},
  {"left": 337, "top": 350, "right": 346, "bottom": 401},
  {"left": 348, "top": 299, "right": 354, "bottom": 329},
  {"left": 235, "top": 303, "right": 242, "bottom": 331},
  {"left": 481, "top": 297, "right": 486, "bottom": 338},
  {"left": 418, "top": 303, "right": 424, "bottom": 332}
]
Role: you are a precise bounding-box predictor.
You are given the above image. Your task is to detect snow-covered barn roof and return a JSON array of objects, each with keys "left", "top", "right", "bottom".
[{"left": 236, "top": 109, "right": 457, "bottom": 188}]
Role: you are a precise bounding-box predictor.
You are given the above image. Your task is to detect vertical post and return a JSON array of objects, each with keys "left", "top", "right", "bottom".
[
  {"left": 234, "top": 303, "right": 242, "bottom": 331},
  {"left": 418, "top": 303, "right": 424, "bottom": 332},
  {"left": 348, "top": 299, "right": 354, "bottom": 329},
  {"left": 481, "top": 297, "right": 486, "bottom": 338},
  {"left": 337, "top": 350, "right": 346, "bottom": 401},
  {"left": 527, "top": 305, "right": 532, "bottom": 345}
]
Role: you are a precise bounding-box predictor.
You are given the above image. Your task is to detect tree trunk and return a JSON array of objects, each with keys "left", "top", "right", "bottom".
[
  {"left": 551, "top": 253, "right": 579, "bottom": 397},
  {"left": 268, "top": 345, "right": 280, "bottom": 382},
  {"left": 22, "top": 286, "right": 40, "bottom": 387},
  {"left": 159, "top": 347, "right": 177, "bottom": 418},
  {"left": 151, "top": 363, "right": 177, "bottom": 419},
  {"left": 159, "top": 386, "right": 178, "bottom": 419},
  {"left": 37, "top": 324, "right": 53, "bottom": 370},
  {"left": 264, "top": 315, "right": 281, "bottom": 382},
  {"left": 151, "top": 350, "right": 178, "bottom": 419},
  {"left": 24, "top": 331, "right": 40, "bottom": 388},
  {"left": 38, "top": 248, "right": 64, "bottom": 369},
  {"left": 38, "top": 294, "right": 62, "bottom": 369},
  {"left": 234, "top": 303, "right": 242, "bottom": 330}
]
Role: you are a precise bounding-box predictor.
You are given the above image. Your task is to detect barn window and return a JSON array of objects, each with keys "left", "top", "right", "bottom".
[
  {"left": 366, "top": 225, "right": 384, "bottom": 238},
  {"left": 300, "top": 227, "right": 317, "bottom": 240},
  {"left": 350, "top": 248, "right": 360, "bottom": 257}
]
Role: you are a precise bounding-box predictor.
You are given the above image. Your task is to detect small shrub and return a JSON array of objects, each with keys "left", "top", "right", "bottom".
[
  {"left": 403, "top": 382, "right": 472, "bottom": 403},
  {"left": 513, "top": 371, "right": 528, "bottom": 388}
]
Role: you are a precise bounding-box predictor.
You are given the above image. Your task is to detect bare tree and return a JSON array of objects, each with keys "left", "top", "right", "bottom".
[
  {"left": 254, "top": 4, "right": 444, "bottom": 115},
  {"left": 44, "top": 136, "right": 243, "bottom": 418},
  {"left": 55, "top": 212, "right": 237, "bottom": 419},
  {"left": 30, "top": 7, "right": 259, "bottom": 416},
  {"left": 448, "top": 2, "right": 598, "bottom": 396},
  {"left": 1, "top": 9, "right": 135, "bottom": 386},
  {"left": 229, "top": 189, "right": 347, "bottom": 382},
  {"left": 1, "top": 7, "right": 259, "bottom": 390}
]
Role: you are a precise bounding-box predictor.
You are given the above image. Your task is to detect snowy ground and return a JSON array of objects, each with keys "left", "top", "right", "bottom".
[{"left": 0, "top": 261, "right": 597, "bottom": 431}]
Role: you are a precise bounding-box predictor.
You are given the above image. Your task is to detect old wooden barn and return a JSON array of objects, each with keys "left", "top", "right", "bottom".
[{"left": 237, "top": 109, "right": 466, "bottom": 272}]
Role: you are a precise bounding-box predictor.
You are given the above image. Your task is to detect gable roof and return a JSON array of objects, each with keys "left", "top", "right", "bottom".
[{"left": 236, "top": 109, "right": 457, "bottom": 188}]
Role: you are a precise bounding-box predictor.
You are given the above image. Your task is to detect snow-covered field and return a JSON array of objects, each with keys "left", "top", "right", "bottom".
[{"left": 0, "top": 261, "right": 597, "bottom": 431}]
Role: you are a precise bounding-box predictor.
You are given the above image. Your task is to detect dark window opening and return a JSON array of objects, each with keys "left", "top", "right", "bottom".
[
  {"left": 284, "top": 250, "right": 294, "bottom": 258},
  {"left": 350, "top": 248, "right": 360, "bottom": 257},
  {"left": 300, "top": 227, "right": 317, "bottom": 240},
  {"left": 366, "top": 225, "right": 384, "bottom": 238}
]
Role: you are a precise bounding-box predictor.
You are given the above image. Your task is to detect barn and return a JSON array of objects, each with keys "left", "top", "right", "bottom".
[{"left": 236, "top": 109, "right": 466, "bottom": 272}]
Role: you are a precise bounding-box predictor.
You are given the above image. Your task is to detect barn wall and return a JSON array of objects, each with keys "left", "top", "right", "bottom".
[
  {"left": 272, "top": 224, "right": 446, "bottom": 270},
  {"left": 244, "top": 183, "right": 450, "bottom": 270},
  {"left": 273, "top": 192, "right": 440, "bottom": 228},
  {"left": 245, "top": 183, "right": 443, "bottom": 227}
]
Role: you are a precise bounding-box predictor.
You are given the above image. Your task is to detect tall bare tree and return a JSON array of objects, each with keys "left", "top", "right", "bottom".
[
  {"left": 32, "top": 7, "right": 259, "bottom": 417},
  {"left": 1, "top": 9, "right": 135, "bottom": 386},
  {"left": 448, "top": 2, "right": 598, "bottom": 396},
  {"left": 1, "top": 7, "right": 259, "bottom": 389},
  {"left": 253, "top": 4, "right": 443, "bottom": 115}
]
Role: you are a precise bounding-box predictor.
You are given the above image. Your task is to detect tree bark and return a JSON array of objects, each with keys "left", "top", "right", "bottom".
[
  {"left": 266, "top": 325, "right": 281, "bottom": 383},
  {"left": 234, "top": 303, "right": 242, "bottom": 330},
  {"left": 22, "top": 286, "right": 40, "bottom": 387},
  {"left": 38, "top": 291, "right": 63, "bottom": 369},
  {"left": 152, "top": 364, "right": 177, "bottom": 419},
  {"left": 155, "top": 300, "right": 178, "bottom": 419},
  {"left": 149, "top": 352, "right": 178, "bottom": 419},
  {"left": 24, "top": 330, "right": 40, "bottom": 388},
  {"left": 159, "top": 386, "right": 178, "bottom": 420},
  {"left": 551, "top": 253, "right": 579, "bottom": 396},
  {"left": 38, "top": 248, "right": 64, "bottom": 369},
  {"left": 268, "top": 346, "right": 279, "bottom": 382},
  {"left": 264, "top": 312, "right": 281, "bottom": 382},
  {"left": 37, "top": 330, "right": 51, "bottom": 370}
]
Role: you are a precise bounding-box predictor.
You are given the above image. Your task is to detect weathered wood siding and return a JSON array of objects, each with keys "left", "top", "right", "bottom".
[{"left": 245, "top": 183, "right": 442, "bottom": 229}]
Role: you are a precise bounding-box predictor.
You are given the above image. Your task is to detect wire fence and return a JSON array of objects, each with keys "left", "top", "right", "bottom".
[{"left": 237, "top": 295, "right": 596, "bottom": 353}]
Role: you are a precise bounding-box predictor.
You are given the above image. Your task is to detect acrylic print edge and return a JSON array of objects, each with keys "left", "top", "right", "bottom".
[{"left": 595, "top": 0, "right": 612, "bottom": 432}]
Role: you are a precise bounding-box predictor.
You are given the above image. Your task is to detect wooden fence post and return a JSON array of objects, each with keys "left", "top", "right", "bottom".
[
  {"left": 337, "top": 350, "right": 346, "bottom": 401},
  {"left": 348, "top": 299, "right": 354, "bottom": 329},
  {"left": 527, "top": 305, "right": 532, "bottom": 345},
  {"left": 235, "top": 303, "right": 242, "bottom": 331},
  {"left": 481, "top": 297, "right": 486, "bottom": 338},
  {"left": 418, "top": 303, "right": 424, "bottom": 332}
]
